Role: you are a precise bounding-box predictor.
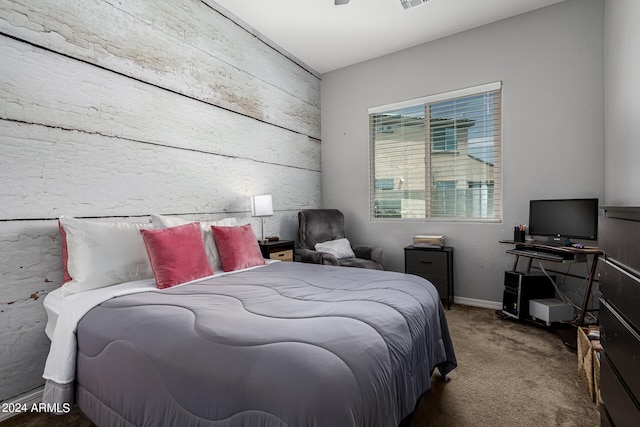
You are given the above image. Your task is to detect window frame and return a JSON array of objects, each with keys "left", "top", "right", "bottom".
[{"left": 368, "top": 82, "right": 502, "bottom": 223}]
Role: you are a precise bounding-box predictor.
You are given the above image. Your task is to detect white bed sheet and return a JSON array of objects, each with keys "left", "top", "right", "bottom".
[{"left": 42, "top": 261, "right": 277, "bottom": 385}]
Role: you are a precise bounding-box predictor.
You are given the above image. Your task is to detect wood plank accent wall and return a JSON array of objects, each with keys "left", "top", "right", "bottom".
[{"left": 0, "top": 0, "right": 321, "bottom": 402}]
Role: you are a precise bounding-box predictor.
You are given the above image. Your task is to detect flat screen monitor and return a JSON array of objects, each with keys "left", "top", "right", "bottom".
[{"left": 528, "top": 198, "right": 599, "bottom": 242}]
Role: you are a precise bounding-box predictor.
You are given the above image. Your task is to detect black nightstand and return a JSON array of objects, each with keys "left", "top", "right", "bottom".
[
  {"left": 404, "top": 245, "right": 454, "bottom": 309},
  {"left": 258, "top": 240, "right": 295, "bottom": 262}
]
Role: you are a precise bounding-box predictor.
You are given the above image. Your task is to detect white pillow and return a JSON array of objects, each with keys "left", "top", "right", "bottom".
[
  {"left": 59, "top": 216, "right": 154, "bottom": 296},
  {"left": 314, "top": 238, "right": 356, "bottom": 260},
  {"left": 150, "top": 213, "right": 238, "bottom": 271}
]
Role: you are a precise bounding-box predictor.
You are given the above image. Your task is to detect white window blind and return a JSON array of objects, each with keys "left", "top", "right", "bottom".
[{"left": 369, "top": 82, "right": 502, "bottom": 221}]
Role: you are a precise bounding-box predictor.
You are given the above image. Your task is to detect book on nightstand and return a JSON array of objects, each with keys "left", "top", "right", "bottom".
[{"left": 412, "top": 235, "right": 445, "bottom": 248}]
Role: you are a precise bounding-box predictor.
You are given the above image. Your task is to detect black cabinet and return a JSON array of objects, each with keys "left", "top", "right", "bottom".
[
  {"left": 404, "top": 246, "right": 453, "bottom": 309},
  {"left": 599, "top": 206, "right": 640, "bottom": 427}
]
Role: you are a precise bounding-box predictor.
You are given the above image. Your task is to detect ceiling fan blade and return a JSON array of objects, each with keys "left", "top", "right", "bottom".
[{"left": 335, "top": 0, "right": 350, "bottom": 5}]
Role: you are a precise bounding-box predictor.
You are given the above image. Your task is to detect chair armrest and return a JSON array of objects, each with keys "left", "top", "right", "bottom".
[
  {"left": 295, "top": 248, "right": 340, "bottom": 266},
  {"left": 352, "top": 245, "right": 384, "bottom": 266}
]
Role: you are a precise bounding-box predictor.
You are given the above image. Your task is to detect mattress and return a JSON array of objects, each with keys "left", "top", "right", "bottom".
[{"left": 45, "top": 262, "right": 456, "bottom": 426}]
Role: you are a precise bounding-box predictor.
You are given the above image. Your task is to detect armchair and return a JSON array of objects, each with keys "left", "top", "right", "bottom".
[{"left": 295, "top": 209, "right": 384, "bottom": 270}]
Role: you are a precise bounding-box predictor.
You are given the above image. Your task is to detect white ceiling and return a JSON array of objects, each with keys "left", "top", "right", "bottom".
[{"left": 211, "top": 0, "right": 565, "bottom": 74}]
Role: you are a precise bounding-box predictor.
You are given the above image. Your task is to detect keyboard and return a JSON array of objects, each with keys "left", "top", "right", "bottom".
[
  {"left": 530, "top": 240, "right": 568, "bottom": 247},
  {"left": 506, "top": 248, "right": 568, "bottom": 262}
]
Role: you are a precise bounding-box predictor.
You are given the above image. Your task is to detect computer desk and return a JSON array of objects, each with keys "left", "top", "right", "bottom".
[{"left": 499, "top": 240, "right": 602, "bottom": 327}]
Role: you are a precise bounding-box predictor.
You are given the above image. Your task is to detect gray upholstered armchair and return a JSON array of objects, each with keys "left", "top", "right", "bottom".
[{"left": 295, "top": 209, "right": 384, "bottom": 270}]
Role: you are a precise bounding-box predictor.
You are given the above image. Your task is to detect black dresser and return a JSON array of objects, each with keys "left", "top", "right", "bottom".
[{"left": 598, "top": 206, "right": 640, "bottom": 427}]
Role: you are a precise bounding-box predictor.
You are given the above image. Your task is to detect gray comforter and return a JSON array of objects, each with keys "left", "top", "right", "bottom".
[{"left": 75, "top": 262, "right": 457, "bottom": 426}]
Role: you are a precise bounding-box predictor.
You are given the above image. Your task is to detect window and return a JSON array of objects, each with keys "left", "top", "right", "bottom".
[
  {"left": 369, "top": 82, "right": 502, "bottom": 221},
  {"left": 432, "top": 127, "right": 457, "bottom": 151}
]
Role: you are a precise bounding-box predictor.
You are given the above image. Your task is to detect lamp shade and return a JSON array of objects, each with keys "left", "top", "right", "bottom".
[{"left": 251, "top": 194, "right": 273, "bottom": 217}]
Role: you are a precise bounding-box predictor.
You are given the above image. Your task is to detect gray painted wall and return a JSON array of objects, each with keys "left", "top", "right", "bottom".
[
  {"left": 0, "top": 0, "right": 320, "bottom": 402},
  {"left": 604, "top": 0, "right": 640, "bottom": 205},
  {"left": 320, "top": 0, "right": 605, "bottom": 304}
]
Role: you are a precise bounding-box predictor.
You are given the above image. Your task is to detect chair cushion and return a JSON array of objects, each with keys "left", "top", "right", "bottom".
[
  {"left": 338, "top": 257, "right": 384, "bottom": 270},
  {"left": 314, "top": 238, "right": 356, "bottom": 259}
]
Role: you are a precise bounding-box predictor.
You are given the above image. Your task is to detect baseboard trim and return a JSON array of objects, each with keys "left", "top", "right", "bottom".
[
  {"left": 455, "top": 297, "right": 502, "bottom": 310},
  {"left": 0, "top": 386, "right": 44, "bottom": 422}
]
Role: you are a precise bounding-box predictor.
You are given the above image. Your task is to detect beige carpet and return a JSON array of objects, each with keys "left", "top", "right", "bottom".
[
  {"left": 1, "top": 305, "right": 599, "bottom": 427},
  {"left": 410, "top": 305, "right": 600, "bottom": 427}
]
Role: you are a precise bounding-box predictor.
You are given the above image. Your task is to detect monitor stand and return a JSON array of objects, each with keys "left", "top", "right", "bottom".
[{"left": 543, "top": 236, "right": 571, "bottom": 247}]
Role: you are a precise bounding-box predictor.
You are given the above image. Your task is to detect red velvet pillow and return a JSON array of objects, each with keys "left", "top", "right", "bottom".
[
  {"left": 140, "top": 222, "right": 213, "bottom": 289},
  {"left": 211, "top": 224, "right": 266, "bottom": 272}
]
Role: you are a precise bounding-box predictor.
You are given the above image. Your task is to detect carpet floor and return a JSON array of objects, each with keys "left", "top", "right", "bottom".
[
  {"left": 1, "top": 304, "right": 600, "bottom": 427},
  {"left": 409, "top": 305, "right": 600, "bottom": 427}
]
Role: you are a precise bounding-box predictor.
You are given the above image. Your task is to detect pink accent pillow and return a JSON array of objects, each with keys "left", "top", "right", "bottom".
[
  {"left": 211, "top": 224, "right": 266, "bottom": 272},
  {"left": 58, "top": 220, "right": 72, "bottom": 284},
  {"left": 141, "top": 222, "right": 213, "bottom": 289}
]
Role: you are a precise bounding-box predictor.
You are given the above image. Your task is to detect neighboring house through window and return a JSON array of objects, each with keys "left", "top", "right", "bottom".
[{"left": 369, "top": 82, "right": 502, "bottom": 221}]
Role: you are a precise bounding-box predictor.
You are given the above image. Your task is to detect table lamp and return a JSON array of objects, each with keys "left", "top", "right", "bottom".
[{"left": 251, "top": 194, "right": 273, "bottom": 243}]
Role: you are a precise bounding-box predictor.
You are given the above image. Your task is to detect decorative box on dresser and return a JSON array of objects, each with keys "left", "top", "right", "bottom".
[
  {"left": 258, "top": 240, "right": 295, "bottom": 262},
  {"left": 404, "top": 246, "right": 453, "bottom": 309},
  {"left": 598, "top": 206, "right": 640, "bottom": 427}
]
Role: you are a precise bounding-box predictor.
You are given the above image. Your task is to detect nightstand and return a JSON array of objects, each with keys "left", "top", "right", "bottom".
[
  {"left": 404, "top": 245, "right": 454, "bottom": 309},
  {"left": 259, "top": 240, "right": 295, "bottom": 262}
]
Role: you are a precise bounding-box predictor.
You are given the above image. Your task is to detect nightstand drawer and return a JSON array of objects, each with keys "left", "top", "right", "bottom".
[
  {"left": 405, "top": 250, "right": 448, "bottom": 275},
  {"left": 259, "top": 240, "right": 295, "bottom": 262},
  {"left": 269, "top": 249, "right": 293, "bottom": 262}
]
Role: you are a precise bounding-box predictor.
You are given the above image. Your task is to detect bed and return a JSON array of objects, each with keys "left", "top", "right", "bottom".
[{"left": 42, "top": 215, "right": 457, "bottom": 427}]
